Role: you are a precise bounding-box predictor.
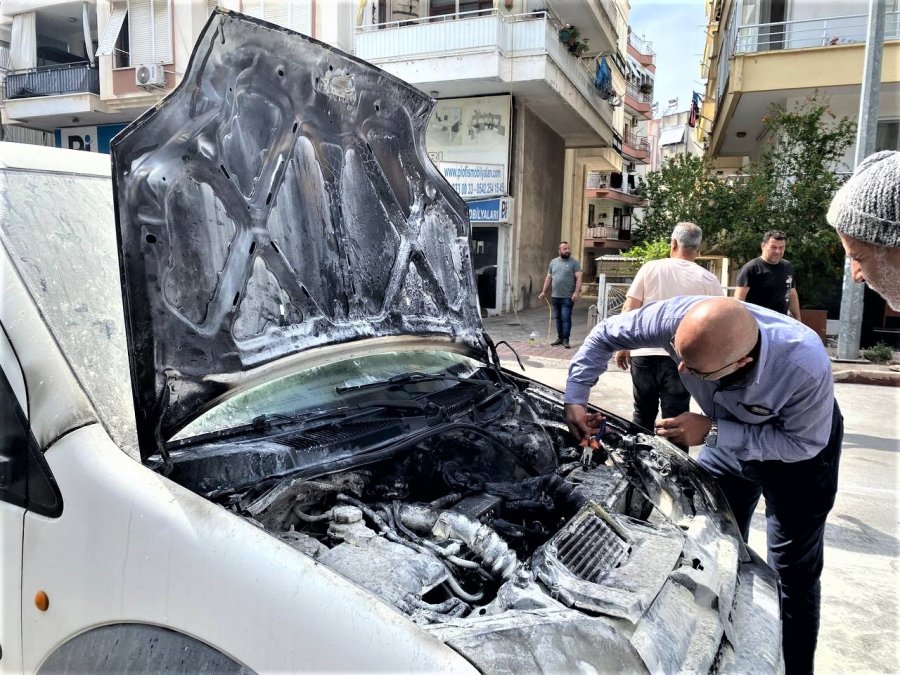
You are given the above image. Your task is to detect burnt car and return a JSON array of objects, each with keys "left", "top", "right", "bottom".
[{"left": 0, "top": 10, "right": 782, "bottom": 673}]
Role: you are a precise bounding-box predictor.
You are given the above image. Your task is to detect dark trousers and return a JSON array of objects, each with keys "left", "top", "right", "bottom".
[
  {"left": 551, "top": 297, "right": 573, "bottom": 340},
  {"left": 630, "top": 356, "right": 690, "bottom": 449},
  {"left": 698, "top": 401, "right": 843, "bottom": 675}
]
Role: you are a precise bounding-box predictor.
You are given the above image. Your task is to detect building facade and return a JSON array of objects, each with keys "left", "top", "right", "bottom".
[
  {"left": 0, "top": 0, "right": 650, "bottom": 313},
  {"left": 701, "top": 0, "right": 900, "bottom": 173}
]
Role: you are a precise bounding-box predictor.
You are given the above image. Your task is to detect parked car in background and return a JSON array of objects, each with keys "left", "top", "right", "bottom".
[{"left": 0, "top": 11, "right": 783, "bottom": 673}]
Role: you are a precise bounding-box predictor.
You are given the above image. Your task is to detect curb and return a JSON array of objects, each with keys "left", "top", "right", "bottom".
[
  {"left": 497, "top": 342, "right": 900, "bottom": 387},
  {"left": 832, "top": 370, "right": 900, "bottom": 387}
]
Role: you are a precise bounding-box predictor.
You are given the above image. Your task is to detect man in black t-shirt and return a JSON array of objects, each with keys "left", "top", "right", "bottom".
[{"left": 735, "top": 230, "right": 801, "bottom": 317}]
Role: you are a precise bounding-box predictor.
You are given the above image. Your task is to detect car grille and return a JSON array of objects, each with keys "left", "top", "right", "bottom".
[{"left": 555, "top": 511, "right": 629, "bottom": 583}]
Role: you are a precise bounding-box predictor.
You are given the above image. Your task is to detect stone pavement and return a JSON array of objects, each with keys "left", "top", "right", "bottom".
[{"left": 483, "top": 298, "right": 900, "bottom": 386}]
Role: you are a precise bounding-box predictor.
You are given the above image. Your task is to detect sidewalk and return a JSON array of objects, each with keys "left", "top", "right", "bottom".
[{"left": 482, "top": 299, "right": 900, "bottom": 386}]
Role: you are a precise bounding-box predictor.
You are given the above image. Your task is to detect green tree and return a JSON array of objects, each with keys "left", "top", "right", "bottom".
[
  {"left": 635, "top": 97, "right": 855, "bottom": 308},
  {"left": 714, "top": 99, "right": 855, "bottom": 307},
  {"left": 623, "top": 239, "right": 670, "bottom": 261},
  {"left": 634, "top": 154, "right": 717, "bottom": 245}
]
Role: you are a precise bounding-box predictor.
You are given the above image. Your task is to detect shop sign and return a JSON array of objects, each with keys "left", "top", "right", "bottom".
[
  {"left": 439, "top": 162, "right": 505, "bottom": 199},
  {"left": 427, "top": 94, "right": 512, "bottom": 196},
  {"left": 467, "top": 197, "right": 512, "bottom": 223}
]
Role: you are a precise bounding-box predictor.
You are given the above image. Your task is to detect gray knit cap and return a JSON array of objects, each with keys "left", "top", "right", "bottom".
[{"left": 827, "top": 150, "right": 900, "bottom": 247}]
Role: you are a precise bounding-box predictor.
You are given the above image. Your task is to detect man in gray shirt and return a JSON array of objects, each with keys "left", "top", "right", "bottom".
[{"left": 538, "top": 241, "right": 582, "bottom": 348}]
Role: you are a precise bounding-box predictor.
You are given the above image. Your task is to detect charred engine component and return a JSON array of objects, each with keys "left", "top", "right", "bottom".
[
  {"left": 318, "top": 505, "right": 450, "bottom": 616},
  {"left": 532, "top": 501, "right": 684, "bottom": 622},
  {"left": 397, "top": 506, "right": 521, "bottom": 581}
]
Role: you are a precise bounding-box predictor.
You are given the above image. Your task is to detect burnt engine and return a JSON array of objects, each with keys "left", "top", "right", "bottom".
[{"left": 166, "top": 370, "right": 718, "bottom": 627}]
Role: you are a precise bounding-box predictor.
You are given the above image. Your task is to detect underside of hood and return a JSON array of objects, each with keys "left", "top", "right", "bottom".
[{"left": 111, "top": 10, "right": 485, "bottom": 461}]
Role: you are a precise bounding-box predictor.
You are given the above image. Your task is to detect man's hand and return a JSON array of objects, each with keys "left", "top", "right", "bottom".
[
  {"left": 538, "top": 291, "right": 546, "bottom": 300},
  {"left": 571, "top": 291, "right": 580, "bottom": 301},
  {"left": 614, "top": 350, "right": 631, "bottom": 370},
  {"left": 565, "top": 403, "right": 605, "bottom": 442},
  {"left": 655, "top": 413, "right": 712, "bottom": 447}
]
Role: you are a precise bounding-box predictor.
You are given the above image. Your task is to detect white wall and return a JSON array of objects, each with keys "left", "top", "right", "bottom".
[{"left": 786, "top": 89, "right": 900, "bottom": 170}]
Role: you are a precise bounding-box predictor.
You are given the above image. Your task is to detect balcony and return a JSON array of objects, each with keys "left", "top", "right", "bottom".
[
  {"left": 585, "top": 225, "right": 632, "bottom": 240},
  {"left": 708, "top": 9, "right": 900, "bottom": 159},
  {"left": 622, "top": 129, "right": 651, "bottom": 163},
  {"left": 627, "top": 31, "right": 655, "bottom": 69},
  {"left": 4, "top": 62, "right": 99, "bottom": 99},
  {"left": 354, "top": 10, "right": 616, "bottom": 147},
  {"left": 583, "top": 223, "right": 632, "bottom": 250},
  {"left": 735, "top": 11, "right": 900, "bottom": 54},
  {"left": 585, "top": 171, "right": 643, "bottom": 205},
  {"left": 624, "top": 82, "right": 653, "bottom": 118}
]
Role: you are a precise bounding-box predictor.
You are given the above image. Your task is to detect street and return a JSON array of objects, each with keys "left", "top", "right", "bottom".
[{"left": 507, "top": 357, "right": 900, "bottom": 674}]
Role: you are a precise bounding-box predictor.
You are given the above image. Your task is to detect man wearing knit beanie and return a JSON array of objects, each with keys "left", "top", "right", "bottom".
[{"left": 827, "top": 150, "right": 900, "bottom": 310}]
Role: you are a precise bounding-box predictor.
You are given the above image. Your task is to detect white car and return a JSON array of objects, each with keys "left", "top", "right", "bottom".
[{"left": 0, "top": 11, "right": 782, "bottom": 673}]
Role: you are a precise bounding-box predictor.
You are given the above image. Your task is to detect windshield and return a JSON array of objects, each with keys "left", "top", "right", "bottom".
[
  {"left": 0, "top": 167, "right": 137, "bottom": 456},
  {"left": 174, "top": 350, "right": 483, "bottom": 440}
]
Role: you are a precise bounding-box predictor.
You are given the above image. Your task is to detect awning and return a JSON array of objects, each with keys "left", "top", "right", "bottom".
[
  {"left": 625, "top": 57, "right": 640, "bottom": 79},
  {"left": 96, "top": 4, "right": 127, "bottom": 57},
  {"left": 659, "top": 125, "right": 687, "bottom": 146}
]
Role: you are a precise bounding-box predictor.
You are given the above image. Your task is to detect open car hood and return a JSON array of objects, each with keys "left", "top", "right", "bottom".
[{"left": 111, "top": 10, "right": 485, "bottom": 461}]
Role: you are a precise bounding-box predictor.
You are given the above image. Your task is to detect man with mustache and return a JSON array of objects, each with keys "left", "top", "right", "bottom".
[{"left": 827, "top": 150, "right": 900, "bottom": 310}]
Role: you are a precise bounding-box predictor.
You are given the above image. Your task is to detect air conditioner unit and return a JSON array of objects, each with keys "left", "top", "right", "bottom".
[{"left": 135, "top": 64, "right": 166, "bottom": 89}]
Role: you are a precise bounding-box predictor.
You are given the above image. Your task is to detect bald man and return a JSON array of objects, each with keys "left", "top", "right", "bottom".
[{"left": 565, "top": 296, "right": 842, "bottom": 675}]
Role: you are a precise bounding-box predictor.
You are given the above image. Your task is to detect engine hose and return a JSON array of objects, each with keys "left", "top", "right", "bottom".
[
  {"left": 389, "top": 503, "right": 482, "bottom": 569},
  {"left": 292, "top": 507, "right": 331, "bottom": 523},
  {"left": 441, "top": 563, "right": 484, "bottom": 603},
  {"left": 433, "top": 511, "right": 521, "bottom": 581},
  {"left": 411, "top": 596, "right": 468, "bottom": 615}
]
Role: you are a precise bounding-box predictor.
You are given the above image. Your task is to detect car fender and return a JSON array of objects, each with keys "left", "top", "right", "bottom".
[{"left": 22, "top": 425, "right": 473, "bottom": 673}]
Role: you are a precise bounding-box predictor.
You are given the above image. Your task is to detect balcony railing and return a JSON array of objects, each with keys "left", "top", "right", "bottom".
[
  {"left": 627, "top": 31, "right": 655, "bottom": 57},
  {"left": 735, "top": 11, "right": 900, "bottom": 54},
  {"left": 586, "top": 171, "right": 640, "bottom": 195},
  {"left": 5, "top": 62, "right": 99, "bottom": 99},
  {"left": 623, "top": 130, "right": 650, "bottom": 154},
  {"left": 625, "top": 83, "right": 652, "bottom": 104},
  {"left": 355, "top": 10, "right": 614, "bottom": 125},
  {"left": 586, "top": 225, "right": 619, "bottom": 239},
  {"left": 585, "top": 225, "right": 632, "bottom": 241}
]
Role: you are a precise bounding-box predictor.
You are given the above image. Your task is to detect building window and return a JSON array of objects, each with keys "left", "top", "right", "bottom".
[
  {"left": 243, "top": 0, "right": 313, "bottom": 35},
  {"left": 114, "top": 12, "right": 129, "bottom": 68},
  {"left": 876, "top": 120, "right": 899, "bottom": 152},
  {"left": 96, "top": 0, "right": 172, "bottom": 67}
]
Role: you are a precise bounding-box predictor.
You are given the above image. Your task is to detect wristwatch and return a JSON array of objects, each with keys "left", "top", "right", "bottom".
[{"left": 704, "top": 419, "right": 718, "bottom": 448}]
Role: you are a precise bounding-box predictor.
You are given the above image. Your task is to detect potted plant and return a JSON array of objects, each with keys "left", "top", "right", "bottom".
[
  {"left": 573, "top": 38, "right": 590, "bottom": 56},
  {"left": 638, "top": 82, "right": 653, "bottom": 96},
  {"left": 560, "top": 25, "right": 581, "bottom": 51}
]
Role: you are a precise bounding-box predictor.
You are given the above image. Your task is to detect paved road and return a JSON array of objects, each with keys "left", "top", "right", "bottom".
[{"left": 504, "top": 356, "right": 899, "bottom": 674}]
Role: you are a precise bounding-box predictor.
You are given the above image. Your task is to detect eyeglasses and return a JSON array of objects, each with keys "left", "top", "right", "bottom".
[{"left": 669, "top": 338, "right": 741, "bottom": 381}]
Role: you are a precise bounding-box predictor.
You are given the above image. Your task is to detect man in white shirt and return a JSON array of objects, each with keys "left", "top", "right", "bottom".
[{"left": 614, "top": 222, "right": 724, "bottom": 448}]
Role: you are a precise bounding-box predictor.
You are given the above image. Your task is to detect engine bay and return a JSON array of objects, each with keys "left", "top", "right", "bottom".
[{"left": 165, "top": 364, "right": 742, "bottom": 634}]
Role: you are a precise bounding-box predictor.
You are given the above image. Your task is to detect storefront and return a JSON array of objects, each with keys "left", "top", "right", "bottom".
[
  {"left": 467, "top": 197, "right": 512, "bottom": 315},
  {"left": 426, "top": 94, "right": 513, "bottom": 314},
  {"left": 54, "top": 123, "right": 128, "bottom": 153}
]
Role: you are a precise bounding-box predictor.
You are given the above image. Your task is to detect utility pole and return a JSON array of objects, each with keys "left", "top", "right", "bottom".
[{"left": 837, "top": 0, "right": 885, "bottom": 359}]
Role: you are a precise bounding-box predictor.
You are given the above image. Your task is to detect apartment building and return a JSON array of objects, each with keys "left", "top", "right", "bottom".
[
  {"left": 701, "top": 0, "right": 900, "bottom": 174},
  {"left": 0, "top": 0, "right": 645, "bottom": 314},
  {"left": 560, "top": 22, "right": 653, "bottom": 288}
]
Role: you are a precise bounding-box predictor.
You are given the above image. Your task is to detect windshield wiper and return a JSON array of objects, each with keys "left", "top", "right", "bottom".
[
  {"left": 335, "top": 371, "right": 482, "bottom": 394},
  {"left": 169, "top": 399, "right": 445, "bottom": 449}
]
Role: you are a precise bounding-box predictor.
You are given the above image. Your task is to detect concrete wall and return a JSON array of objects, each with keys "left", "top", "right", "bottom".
[
  {"left": 785, "top": 89, "right": 900, "bottom": 171},
  {"left": 510, "top": 101, "right": 565, "bottom": 311}
]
